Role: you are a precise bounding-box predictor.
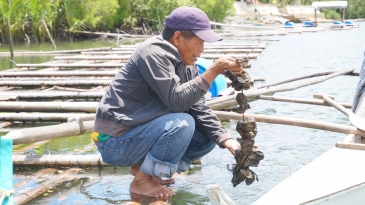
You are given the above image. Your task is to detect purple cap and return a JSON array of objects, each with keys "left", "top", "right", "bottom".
[{"left": 165, "top": 6, "right": 222, "bottom": 43}]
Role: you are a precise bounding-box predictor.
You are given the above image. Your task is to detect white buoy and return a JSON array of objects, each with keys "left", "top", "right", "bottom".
[{"left": 206, "top": 184, "right": 236, "bottom": 205}]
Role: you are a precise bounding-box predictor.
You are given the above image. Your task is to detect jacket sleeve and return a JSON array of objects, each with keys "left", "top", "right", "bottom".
[
  {"left": 136, "top": 42, "right": 210, "bottom": 112},
  {"left": 188, "top": 97, "right": 232, "bottom": 148}
]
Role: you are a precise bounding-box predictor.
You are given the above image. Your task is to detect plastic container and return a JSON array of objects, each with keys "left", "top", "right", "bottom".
[
  {"left": 196, "top": 58, "right": 227, "bottom": 98},
  {"left": 284, "top": 21, "right": 295, "bottom": 28},
  {"left": 0, "top": 136, "right": 14, "bottom": 204},
  {"left": 304, "top": 21, "right": 314, "bottom": 27},
  {"left": 345, "top": 21, "right": 353, "bottom": 26}
]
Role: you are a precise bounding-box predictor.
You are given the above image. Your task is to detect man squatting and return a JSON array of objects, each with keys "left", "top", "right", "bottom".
[{"left": 92, "top": 6, "right": 244, "bottom": 198}]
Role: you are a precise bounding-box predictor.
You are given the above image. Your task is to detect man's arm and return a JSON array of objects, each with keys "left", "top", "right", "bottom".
[{"left": 188, "top": 97, "right": 240, "bottom": 153}]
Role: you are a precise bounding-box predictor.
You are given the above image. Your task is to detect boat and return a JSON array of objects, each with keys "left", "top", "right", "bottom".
[
  {"left": 344, "top": 20, "right": 354, "bottom": 27},
  {"left": 329, "top": 21, "right": 350, "bottom": 29},
  {"left": 206, "top": 47, "right": 365, "bottom": 205},
  {"left": 303, "top": 21, "right": 317, "bottom": 27},
  {"left": 284, "top": 21, "right": 295, "bottom": 28},
  {"left": 250, "top": 48, "right": 365, "bottom": 205}
]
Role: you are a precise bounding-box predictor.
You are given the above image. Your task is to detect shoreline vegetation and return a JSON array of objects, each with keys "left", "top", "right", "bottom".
[{"left": 0, "top": 0, "right": 364, "bottom": 48}]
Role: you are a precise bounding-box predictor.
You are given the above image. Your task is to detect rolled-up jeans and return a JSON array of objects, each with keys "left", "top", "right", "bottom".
[{"left": 96, "top": 113, "right": 216, "bottom": 178}]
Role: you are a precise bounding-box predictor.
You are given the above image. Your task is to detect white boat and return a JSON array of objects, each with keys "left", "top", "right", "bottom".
[
  {"left": 208, "top": 47, "right": 365, "bottom": 205},
  {"left": 251, "top": 49, "right": 365, "bottom": 205}
]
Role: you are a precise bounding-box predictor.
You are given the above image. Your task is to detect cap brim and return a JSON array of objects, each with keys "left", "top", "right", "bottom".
[{"left": 192, "top": 29, "right": 222, "bottom": 43}]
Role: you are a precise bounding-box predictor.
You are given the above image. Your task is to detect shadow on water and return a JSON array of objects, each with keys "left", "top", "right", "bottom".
[
  {"left": 7, "top": 22, "right": 365, "bottom": 204},
  {"left": 0, "top": 39, "right": 117, "bottom": 71},
  {"left": 19, "top": 166, "right": 211, "bottom": 205}
]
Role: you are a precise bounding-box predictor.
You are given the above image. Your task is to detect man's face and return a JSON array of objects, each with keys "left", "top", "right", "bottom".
[{"left": 176, "top": 34, "right": 204, "bottom": 65}]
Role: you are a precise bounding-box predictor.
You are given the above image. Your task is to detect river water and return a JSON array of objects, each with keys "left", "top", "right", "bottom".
[{"left": 5, "top": 21, "right": 365, "bottom": 204}]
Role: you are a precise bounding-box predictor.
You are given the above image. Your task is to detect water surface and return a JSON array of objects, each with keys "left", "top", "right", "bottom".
[{"left": 6, "top": 22, "right": 365, "bottom": 204}]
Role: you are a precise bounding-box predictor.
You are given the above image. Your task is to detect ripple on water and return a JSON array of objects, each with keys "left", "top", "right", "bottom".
[{"left": 15, "top": 22, "right": 365, "bottom": 205}]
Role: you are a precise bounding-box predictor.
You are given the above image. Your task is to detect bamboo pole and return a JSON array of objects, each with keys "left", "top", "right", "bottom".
[
  {"left": 14, "top": 168, "right": 57, "bottom": 190},
  {"left": 13, "top": 140, "right": 50, "bottom": 154},
  {"left": 7, "top": 17, "right": 14, "bottom": 57},
  {"left": 51, "top": 86, "right": 106, "bottom": 92},
  {"left": 42, "top": 20, "right": 57, "bottom": 50},
  {"left": 15, "top": 63, "right": 125, "bottom": 69},
  {"left": 0, "top": 47, "right": 112, "bottom": 56},
  {"left": 8, "top": 107, "right": 365, "bottom": 146},
  {"left": 81, "top": 48, "right": 264, "bottom": 55},
  {"left": 54, "top": 55, "right": 131, "bottom": 60},
  {"left": 67, "top": 30, "right": 152, "bottom": 38},
  {"left": 0, "top": 92, "right": 104, "bottom": 100},
  {"left": 113, "top": 45, "right": 267, "bottom": 51},
  {"left": 13, "top": 155, "right": 110, "bottom": 167},
  {"left": 0, "top": 113, "right": 95, "bottom": 122},
  {"left": 202, "top": 53, "right": 259, "bottom": 59},
  {"left": 6, "top": 120, "right": 94, "bottom": 145},
  {"left": 213, "top": 110, "right": 365, "bottom": 136},
  {"left": 116, "top": 42, "right": 268, "bottom": 47},
  {"left": 257, "top": 71, "right": 337, "bottom": 89},
  {"left": 0, "top": 121, "right": 12, "bottom": 128},
  {"left": 256, "top": 95, "right": 352, "bottom": 108},
  {"left": 53, "top": 52, "right": 260, "bottom": 61},
  {"left": 207, "top": 68, "right": 354, "bottom": 110},
  {"left": 0, "top": 102, "right": 97, "bottom": 112},
  {"left": 0, "top": 71, "right": 117, "bottom": 77},
  {"left": 0, "top": 77, "right": 111, "bottom": 81},
  {"left": 0, "top": 80, "right": 111, "bottom": 87},
  {"left": 336, "top": 142, "right": 365, "bottom": 150},
  {"left": 14, "top": 168, "right": 82, "bottom": 205},
  {"left": 82, "top": 51, "right": 134, "bottom": 55}
]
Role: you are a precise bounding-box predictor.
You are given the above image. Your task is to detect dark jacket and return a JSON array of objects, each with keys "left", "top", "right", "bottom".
[{"left": 94, "top": 35, "right": 231, "bottom": 147}]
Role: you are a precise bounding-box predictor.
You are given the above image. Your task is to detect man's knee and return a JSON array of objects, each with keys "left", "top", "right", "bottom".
[{"left": 171, "top": 113, "right": 195, "bottom": 136}]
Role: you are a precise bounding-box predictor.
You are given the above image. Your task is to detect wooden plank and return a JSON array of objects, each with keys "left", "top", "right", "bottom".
[
  {"left": 0, "top": 71, "right": 117, "bottom": 77},
  {"left": 13, "top": 155, "right": 109, "bottom": 167},
  {"left": 16, "top": 63, "right": 125, "bottom": 68},
  {"left": 0, "top": 102, "right": 98, "bottom": 112},
  {"left": 336, "top": 142, "right": 365, "bottom": 150},
  {"left": 14, "top": 168, "right": 83, "bottom": 205}
]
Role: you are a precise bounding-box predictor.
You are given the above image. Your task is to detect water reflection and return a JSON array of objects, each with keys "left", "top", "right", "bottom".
[{"left": 7, "top": 22, "right": 365, "bottom": 204}]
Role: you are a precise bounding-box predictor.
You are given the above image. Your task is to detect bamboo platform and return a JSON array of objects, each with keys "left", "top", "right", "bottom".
[{"left": 1, "top": 32, "right": 360, "bottom": 204}]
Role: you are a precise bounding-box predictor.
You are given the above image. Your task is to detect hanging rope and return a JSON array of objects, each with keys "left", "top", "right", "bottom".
[{"left": 0, "top": 188, "right": 14, "bottom": 204}]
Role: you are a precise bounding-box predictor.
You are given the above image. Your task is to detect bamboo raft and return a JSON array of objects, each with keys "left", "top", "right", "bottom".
[{"left": 0, "top": 35, "right": 362, "bottom": 204}]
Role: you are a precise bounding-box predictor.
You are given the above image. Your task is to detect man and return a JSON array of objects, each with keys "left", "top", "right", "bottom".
[{"left": 93, "top": 6, "right": 243, "bottom": 198}]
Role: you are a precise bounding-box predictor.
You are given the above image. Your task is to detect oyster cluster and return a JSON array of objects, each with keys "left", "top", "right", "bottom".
[
  {"left": 232, "top": 92, "right": 250, "bottom": 114},
  {"left": 225, "top": 58, "right": 264, "bottom": 187},
  {"left": 236, "top": 55, "right": 250, "bottom": 68},
  {"left": 224, "top": 70, "right": 252, "bottom": 91},
  {"left": 230, "top": 118, "right": 264, "bottom": 187}
]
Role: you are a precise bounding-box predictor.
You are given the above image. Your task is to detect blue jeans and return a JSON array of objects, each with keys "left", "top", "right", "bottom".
[{"left": 96, "top": 113, "right": 216, "bottom": 178}]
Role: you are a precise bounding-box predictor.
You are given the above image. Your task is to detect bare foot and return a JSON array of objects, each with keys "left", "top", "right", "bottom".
[
  {"left": 130, "top": 164, "right": 175, "bottom": 185},
  {"left": 130, "top": 171, "right": 174, "bottom": 198}
]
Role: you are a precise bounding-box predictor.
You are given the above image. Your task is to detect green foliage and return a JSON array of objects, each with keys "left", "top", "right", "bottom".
[
  {"left": 2, "top": 0, "right": 363, "bottom": 44},
  {"left": 300, "top": 0, "right": 312, "bottom": 6},
  {"left": 113, "top": 0, "right": 131, "bottom": 28},
  {"left": 64, "top": 0, "right": 119, "bottom": 31},
  {"left": 323, "top": 8, "right": 341, "bottom": 20},
  {"left": 193, "top": 0, "right": 236, "bottom": 22},
  {"left": 346, "top": 0, "right": 365, "bottom": 19},
  {"left": 300, "top": 0, "right": 365, "bottom": 19}
]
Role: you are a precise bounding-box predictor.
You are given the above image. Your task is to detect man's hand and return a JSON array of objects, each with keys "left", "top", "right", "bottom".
[
  {"left": 210, "top": 56, "right": 243, "bottom": 75},
  {"left": 223, "top": 138, "right": 259, "bottom": 156},
  {"left": 222, "top": 139, "right": 241, "bottom": 156},
  {"left": 202, "top": 56, "right": 243, "bottom": 85}
]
